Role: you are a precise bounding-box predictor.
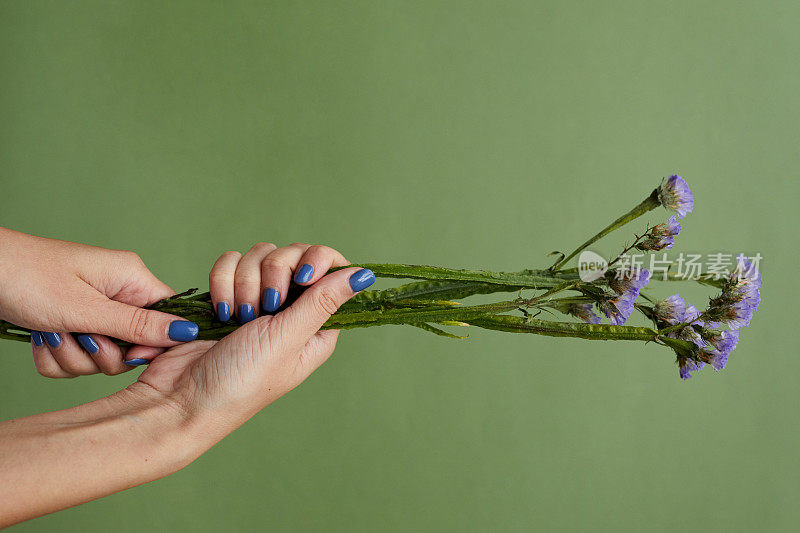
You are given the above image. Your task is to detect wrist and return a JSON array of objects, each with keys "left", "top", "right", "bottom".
[{"left": 107, "top": 383, "right": 220, "bottom": 476}]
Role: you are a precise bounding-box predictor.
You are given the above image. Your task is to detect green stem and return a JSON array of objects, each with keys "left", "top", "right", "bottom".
[
  {"left": 333, "top": 264, "right": 578, "bottom": 288},
  {"left": 468, "top": 315, "right": 662, "bottom": 341},
  {"left": 550, "top": 188, "right": 661, "bottom": 273}
]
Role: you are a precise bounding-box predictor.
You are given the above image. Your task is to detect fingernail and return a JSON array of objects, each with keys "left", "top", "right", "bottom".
[
  {"left": 349, "top": 268, "right": 375, "bottom": 292},
  {"left": 238, "top": 303, "right": 255, "bottom": 324},
  {"left": 262, "top": 288, "right": 280, "bottom": 313},
  {"left": 168, "top": 320, "right": 199, "bottom": 342},
  {"left": 76, "top": 334, "right": 99, "bottom": 354},
  {"left": 294, "top": 264, "right": 314, "bottom": 284},
  {"left": 217, "top": 301, "right": 231, "bottom": 322},
  {"left": 43, "top": 331, "right": 62, "bottom": 348},
  {"left": 124, "top": 358, "right": 149, "bottom": 366},
  {"left": 31, "top": 331, "right": 44, "bottom": 347}
]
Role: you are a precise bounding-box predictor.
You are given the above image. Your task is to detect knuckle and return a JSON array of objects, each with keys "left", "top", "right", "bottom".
[
  {"left": 290, "top": 242, "right": 308, "bottom": 248},
  {"left": 93, "top": 353, "right": 121, "bottom": 375},
  {"left": 253, "top": 242, "right": 276, "bottom": 250},
  {"left": 221, "top": 250, "right": 242, "bottom": 260},
  {"left": 119, "top": 249, "right": 144, "bottom": 265},
  {"left": 234, "top": 272, "right": 260, "bottom": 286},
  {"left": 261, "top": 257, "right": 291, "bottom": 271},
  {"left": 307, "top": 244, "right": 329, "bottom": 256},
  {"left": 128, "top": 308, "right": 154, "bottom": 342},
  {"left": 36, "top": 363, "right": 61, "bottom": 378},
  {"left": 313, "top": 287, "right": 340, "bottom": 316},
  {"left": 209, "top": 270, "right": 233, "bottom": 284}
]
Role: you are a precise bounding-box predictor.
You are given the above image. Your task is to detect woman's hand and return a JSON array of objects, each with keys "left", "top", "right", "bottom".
[
  {"left": 139, "top": 261, "right": 376, "bottom": 434},
  {"left": 207, "top": 242, "right": 350, "bottom": 324},
  {"left": 0, "top": 227, "right": 199, "bottom": 377},
  {"left": 0, "top": 255, "right": 375, "bottom": 527}
]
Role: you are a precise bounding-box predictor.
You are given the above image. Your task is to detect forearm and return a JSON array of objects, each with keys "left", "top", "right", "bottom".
[{"left": 0, "top": 384, "right": 211, "bottom": 528}]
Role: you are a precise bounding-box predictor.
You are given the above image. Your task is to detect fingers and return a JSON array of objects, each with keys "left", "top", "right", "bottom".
[
  {"left": 30, "top": 330, "right": 159, "bottom": 376},
  {"left": 259, "top": 243, "right": 310, "bottom": 314},
  {"left": 30, "top": 331, "right": 73, "bottom": 378},
  {"left": 269, "top": 267, "right": 375, "bottom": 354},
  {"left": 76, "top": 334, "right": 135, "bottom": 375},
  {"left": 122, "top": 345, "right": 167, "bottom": 366},
  {"left": 209, "top": 251, "right": 242, "bottom": 322},
  {"left": 261, "top": 243, "right": 349, "bottom": 313},
  {"left": 209, "top": 242, "right": 349, "bottom": 326},
  {"left": 36, "top": 331, "right": 101, "bottom": 376},
  {"left": 291, "top": 245, "right": 350, "bottom": 286},
  {"left": 233, "top": 242, "right": 277, "bottom": 323},
  {"left": 81, "top": 299, "right": 199, "bottom": 347}
]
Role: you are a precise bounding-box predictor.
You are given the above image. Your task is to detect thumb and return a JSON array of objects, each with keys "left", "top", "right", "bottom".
[
  {"left": 85, "top": 299, "right": 199, "bottom": 346},
  {"left": 270, "top": 267, "right": 375, "bottom": 353}
]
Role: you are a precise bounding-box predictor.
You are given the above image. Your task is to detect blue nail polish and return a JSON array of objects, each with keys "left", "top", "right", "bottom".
[
  {"left": 43, "top": 331, "right": 62, "bottom": 348},
  {"left": 262, "top": 288, "right": 280, "bottom": 313},
  {"left": 168, "top": 320, "right": 199, "bottom": 342},
  {"left": 124, "top": 358, "right": 149, "bottom": 366},
  {"left": 217, "top": 301, "right": 231, "bottom": 322},
  {"left": 76, "top": 334, "right": 99, "bottom": 354},
  {"left": 238, "top": 303, "right": 255, "bottom": 323},
  {"left": 31, "top": 331, "right": 44, "bottom": 347},
  {"left": 349, "top": 268, "right": 375, "bottom": 292},
  {"left": 294, "top": 264, "right": 314, "bottom": 284}
]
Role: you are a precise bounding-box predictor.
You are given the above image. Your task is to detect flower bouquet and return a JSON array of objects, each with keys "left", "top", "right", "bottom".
[{"left": 0, "top": 176, "right": 761, "bottom": 379}]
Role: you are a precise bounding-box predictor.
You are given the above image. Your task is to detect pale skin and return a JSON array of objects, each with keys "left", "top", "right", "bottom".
[{"left": 0, "top": 228, "right": 373, "bottom": 527}]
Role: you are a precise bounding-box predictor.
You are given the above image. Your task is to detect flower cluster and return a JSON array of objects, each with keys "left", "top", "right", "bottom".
[
  {"left": 658, "top": 175, "right": 694, "bottom": 218},
  {"left": 636, "top": 216, "right": 681, "bottom": 251},
  {"left": 653, "top": 253, "right": 761, "bottom": 379},
  {"left": 599, "top": 268, "right": 651, "bottom": 325},
  {"left": 705, "top": 255, "right": 762, "bottom": 329}
]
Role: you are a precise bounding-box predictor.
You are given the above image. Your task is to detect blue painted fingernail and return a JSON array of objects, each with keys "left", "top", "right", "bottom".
[
  {"left": 168, "top": 320, "right": 199, "bottom": 342},
  {"left": 43, "top": 331, "right": 62, "bottom": 348},
  {"left": 124, "top": 358, "right": 149, "bottom": 366},
  {"left": 262, "top": 288, "right": 280, "bottom": 313},
  {"left": 349, "top": 268, "right": 375, "bottom": 292},
  {"left": 294, "top": 264, "right": 314, "bottom": 284},
  {"left": 76, "top": 334, "right": 99, "bottom": 354},
  {"left": 238, "top": 303, "right": 255, "bottom": 324},
  {"left": 31, "top": 331, "right": 44, "bottom": 347},
  {"left": 217, "top": 301, "right": 231, "bottom": 322}
]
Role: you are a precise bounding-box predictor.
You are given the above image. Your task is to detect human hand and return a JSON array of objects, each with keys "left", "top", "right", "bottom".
[
  {"left": 0, "top": 228, "right": 199, "bottom": 377},
  {"left": 134, "top": 257, "right": 376, "bottom": 440},
  {"left": 0, "top": 257, "right": 374, "bottom": 527}
]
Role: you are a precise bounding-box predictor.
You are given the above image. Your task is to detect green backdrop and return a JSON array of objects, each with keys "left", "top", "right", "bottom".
[{"left": 1, "top": 1, "right": 797, "bottom": 531}]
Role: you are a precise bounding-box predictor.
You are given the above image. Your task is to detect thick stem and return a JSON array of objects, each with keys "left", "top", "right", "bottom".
[
  {"left": 332, "top": 264, "right": 578, "bottom": 288},
  {"left": 550, "top": 188, "right": 661, "bottom": 273}
]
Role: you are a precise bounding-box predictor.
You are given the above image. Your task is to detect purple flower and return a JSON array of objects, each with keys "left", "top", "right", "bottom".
[
  {"left": 599, "top": 293, "right": 637, "bottom": 325},
  {"left": 601, "top": 268, "right": 649, "bottom": 325},
  {"left": 637, "top": 216, "right": 682, "bottom": 251},
  {"left": 654, "top": 294, "right": 687, "bottom": 324},
  {"left": 730, "top": 254, "right": 762, "bottom": 310},
  {"left": 703, "top": 329, "right": 739, "bottom": 371},
  {"left": 733, "top": 254, "right": 762, "bottom": 288},
  {"left": 720, "top": 300, "right": 754, "bottom": 329},
  {"left": 568, "top": 303, "right": 601, "bottom": 324},
  {"left": 683, "top": 305, "right": 701, "bottom": 323},
  {"left": 658, "top": 175, "right": 694, "bottom": 219},
  {"left": 705, "top": 254, "right": 762, "bottom": 329},
  {"left": 679, "top": 358, "right": 706, "bottom": 380},
  {"left": 608, "top": 268, "right": 651, "bottom": 300},
  {"left": 678, "top": 325, "right": 705, "bottom": 349}
]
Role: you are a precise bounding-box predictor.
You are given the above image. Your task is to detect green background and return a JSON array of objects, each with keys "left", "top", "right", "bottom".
[{"left": 1, "top": 1, "right": 797, "bottom": 531}]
